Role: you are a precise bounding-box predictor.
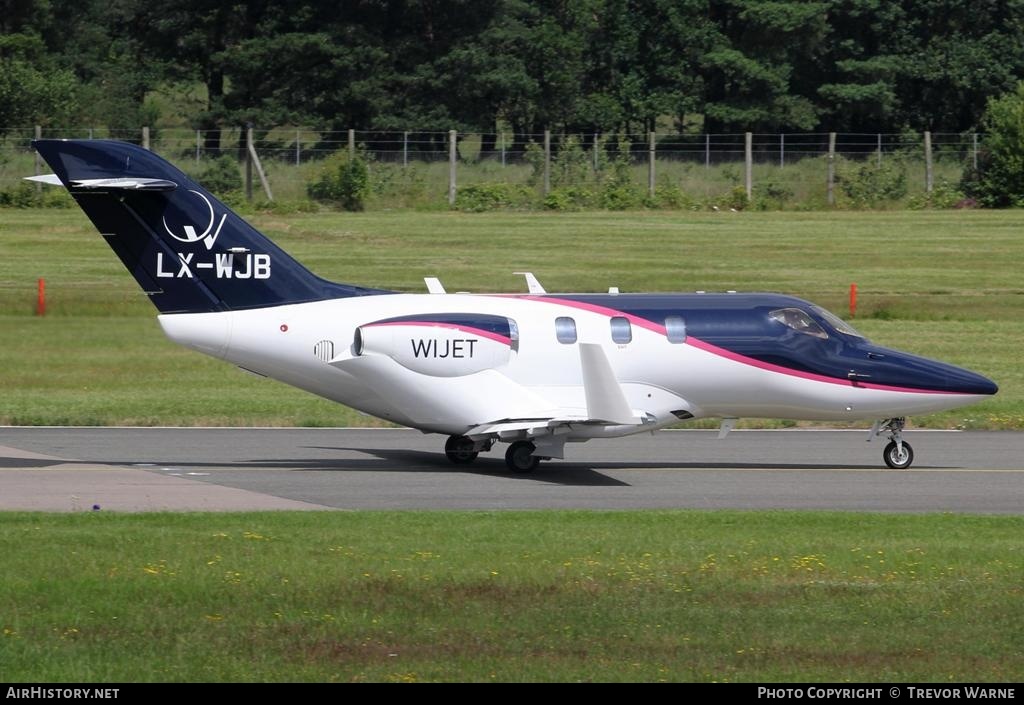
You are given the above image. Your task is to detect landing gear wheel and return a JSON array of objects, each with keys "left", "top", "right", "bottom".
[
  {"left": 883, "top": 440, "right": 914, "bottom": 469},
  {"left": 445, "top": 435, "right": 478, "bottom": 464},
  {"left": 505, "top": 441, "right": 539, "bottom": 473}
]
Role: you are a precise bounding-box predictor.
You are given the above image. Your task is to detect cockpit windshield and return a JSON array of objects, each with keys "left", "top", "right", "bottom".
[
  {"left": 812, "top": 306, "right": 867, "bottom": 339},
  {"left": 769, "top": 308, "right": 828, "bottom": 339},
  {"left": 770, "top": 306, "right": 868, "bottom": 341}
]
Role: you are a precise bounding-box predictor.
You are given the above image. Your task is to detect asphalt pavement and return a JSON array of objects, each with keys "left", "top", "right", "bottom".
[{"left": 1, "top": 427, "right": 1021, "bottom": 513}]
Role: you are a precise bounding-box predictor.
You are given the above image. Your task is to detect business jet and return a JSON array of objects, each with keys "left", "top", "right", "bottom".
[{"left": 30, "top": 139, "right": 997, "bottom": 471}]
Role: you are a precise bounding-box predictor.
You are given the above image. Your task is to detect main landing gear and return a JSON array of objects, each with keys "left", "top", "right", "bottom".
[
  {"left": 443, "top": 435, "right": 543, "bottom": 473},
  {"left": 504, "top": 440, "right": 540, "bottom": 473},
  {"left": 873, "top": 417, "right": 914, "bottom": 469},
  {"left": 444, "top": 435, "right": 480, "bottom": 464}
]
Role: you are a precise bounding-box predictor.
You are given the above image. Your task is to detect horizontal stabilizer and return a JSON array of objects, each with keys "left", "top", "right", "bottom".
[
  {"left": 23, "top": 174, "right": 63, "bottom": 185},
  {"left": 24, "top": 175, "right": 178, "bottom": 190},
  {"left": 71, "top": 177, "right": 178, "bottom": 191}
]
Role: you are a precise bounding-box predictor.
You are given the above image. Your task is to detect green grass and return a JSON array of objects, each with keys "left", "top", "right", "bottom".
[
  {"left": 0, "top": 510, "right": 1020, "bottom": 682},
  {"left": 1, "top": 209, "right": 1021, "bottom": 427}
]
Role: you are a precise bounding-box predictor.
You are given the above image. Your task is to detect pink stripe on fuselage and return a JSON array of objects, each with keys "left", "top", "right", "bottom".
[{"left": 516, "top": 295, "right": 962, "bottom": 396}]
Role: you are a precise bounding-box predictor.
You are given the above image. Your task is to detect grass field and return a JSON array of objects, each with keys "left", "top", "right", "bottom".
[
  {"left": 0, "top": 510, "right": 1020, "bottom": 682},
  {"left": 0, "top": 208, "right": 1020, "bottom": 428}
]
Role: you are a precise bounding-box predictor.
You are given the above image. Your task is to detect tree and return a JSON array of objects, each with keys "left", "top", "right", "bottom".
[
  {"left": 702, "top": 1, "right": 827, "bottom": 132},
  {"left": 964, "top": 81, "right": 1024, "bottom": 207},
  {"left": 0, "top": 33, "right": 80, "bottom": 127},
  {"left": 815, "top": 0, "right": 1024, "bottom": 133}
]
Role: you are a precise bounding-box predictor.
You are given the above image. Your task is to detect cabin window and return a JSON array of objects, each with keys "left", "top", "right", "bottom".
[
  {"left": 769, "top": 308, "right": 828, "bottom": 340},
  {"left": 610, "top": 316, "right": 632, "bottom": 344},
  {"left": 665, "top": 315, "right": 687, "bottom": 343},
  {"left": 508, "top": 318, "right": 520, "bottom": 351},
  {"left": 555, "top": 316, "right": 577, "bottom": 344}
]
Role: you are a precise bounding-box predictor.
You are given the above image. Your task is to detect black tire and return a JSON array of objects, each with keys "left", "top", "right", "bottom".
[
  {"left": 505, "top": 441, "right": 539, "bottom": 473},
  {"left": 883, "top": 440, "right": 914, "bottom": 469},
  {"left": 445, "top": 435, "right": 478, "bottom": 464}
]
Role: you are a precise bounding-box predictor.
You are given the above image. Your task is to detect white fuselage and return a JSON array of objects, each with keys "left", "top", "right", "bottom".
[{"left": 158, "top": 293, "right": 988, "bottom": 439}]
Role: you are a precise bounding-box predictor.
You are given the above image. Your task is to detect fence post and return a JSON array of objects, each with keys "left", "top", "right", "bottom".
[
  {"left": 348, "top": 129, "right": 355, "bottom": 159},
  {"left": 543, "top": 129, "right": 551, "bottom": 196},
  {"left": 877, "top": 133, "right": 882, "bottom": 167},
  {"left": 34, "top": 125, "right": 42, "bottom": 193},
  {"left": 972, "top": 132, "right": 978, "bottom": 171},
  {"left": 246, "top": 126, "right": 273, "bottom": 201},
  {"left": 924, "top": 130, "right": 933, "bottom": 193},
  {"left": 780, "top": 134, "right": 785, "bottom": 168},
  {"left": 705, "top": 133, "right": 710, "bottom": 170},
  {"left": 744, "top": 131, "right": 753, "bottom": 201},
  {"left": 403, "top": 131, "right": 408, "bottom": 168},
  {"left": 648, "top": 131, "right": 656, "bottom": 198},
  {"left": 245, "top": 125, "right": 254, "bottom": 202},
  {"left": 142, "top": 126, "right": 150, "bottom": 151},
  {"left": 501, "top": 132, "right": 506, "bottom": 168},
  {"left": 827, "top": 132, "right": 836, "bottom": 206},
  {"left": 448, "top": 129, "right": 457, "bottom": 206},
  {"left": 196, "top": 130, "right": 201, "bottom": 164},
  {"left": 295, "top": 129, "right": 301, "bottom": 166}
]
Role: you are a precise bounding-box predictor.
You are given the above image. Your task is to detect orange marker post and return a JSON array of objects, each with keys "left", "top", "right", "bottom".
[
  {"left": 37, "top": 278, "right": 46, "bottom": 316},
  {"left": 849, "top": 283, "right": 857, "bottom": 319}
]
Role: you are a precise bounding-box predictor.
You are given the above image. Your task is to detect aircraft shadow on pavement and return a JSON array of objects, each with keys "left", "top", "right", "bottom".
[
  {"left": 49, "top": 448, "right": 630, "bottom": 487},
  {"left": 311, "top": 447, "right": 892, "bottom": 472},
  {"left": 0, "top": 457, "right": 66, "bottom": 468},
  {"left": 1, "top": 452, "right": 948, "bottom": 482},
  {"left": 302, "top": 446, "right": 632, "bottom": 486}
]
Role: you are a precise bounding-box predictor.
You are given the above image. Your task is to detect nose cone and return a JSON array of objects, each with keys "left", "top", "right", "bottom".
[
  {"left": 937, "top": 363, "right": 999, "bottom": 396},
  {"left": 861, "top": 345, "right": 998, "bottom": 396}
]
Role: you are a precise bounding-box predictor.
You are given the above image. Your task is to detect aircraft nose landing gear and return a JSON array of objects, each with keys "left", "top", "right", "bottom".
[{"left": 872, "top": 417, "right": 914, "bottom": 469}]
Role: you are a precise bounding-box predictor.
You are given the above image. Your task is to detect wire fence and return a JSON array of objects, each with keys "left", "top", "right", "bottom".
[{"left": 0, "top": 126, "right": 983, "bottom": 206}]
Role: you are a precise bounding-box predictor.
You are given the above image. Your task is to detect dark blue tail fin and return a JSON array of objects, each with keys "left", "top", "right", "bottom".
[{"left": 33, "top": 139, "right": 386, "bottom": 313}]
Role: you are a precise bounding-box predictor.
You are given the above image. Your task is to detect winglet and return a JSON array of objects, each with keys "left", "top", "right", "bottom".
[{"left": 579, "top": 343, "right": 639, "bottom": 425}]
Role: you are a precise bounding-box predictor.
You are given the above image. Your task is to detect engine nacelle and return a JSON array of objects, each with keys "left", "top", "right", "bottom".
[{"left": 354, "top": 313, "right": 517, "bottom": 378}]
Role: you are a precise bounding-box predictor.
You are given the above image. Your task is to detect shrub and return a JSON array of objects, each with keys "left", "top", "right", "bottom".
[
  {"left": 907, "top": 179, "right": 965, "bottom": 209},
  {"left": 543, "top": 186, "right": 595, "bottom": 211},
  {"left": 599, "top": 184, "right": 643, "bottom": 210},
  {"left": 454, "top": 183, "right": 534, "bottom": 212},
  {"left": 0, "top": 181, "right": 41, "bottom": 208},
  {"left": 752, "top": 178, "right": 793, "bottom": 210},
  {"left": 836, "top": 155, "right": 907, "bottom": 207},
  {"left": 550, "top": 136, "right": 591, "bottom": 188},
  {"left": 308, "top": 151, "right": 370, "bottom": 211},
  {"left": 710, "top": 185, "right": 749, "bottom": 211},
  {"left": 196, "top": 155, "right": 243, "bottom": 199},
  {"left": 650, "top": 183, "right": 695, "bottom": 210}
]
